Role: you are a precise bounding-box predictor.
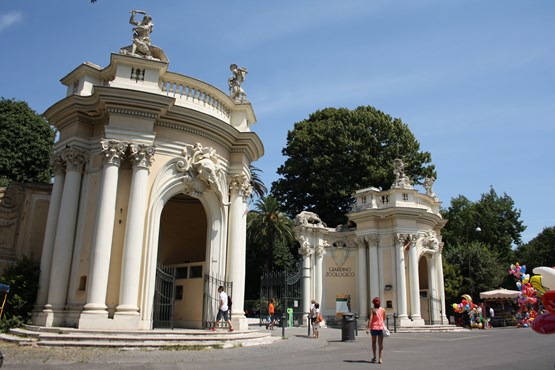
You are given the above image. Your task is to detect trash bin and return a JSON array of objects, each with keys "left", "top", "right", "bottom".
[{"left": 341, "top": 313, "right": 356, "bottom": 341}]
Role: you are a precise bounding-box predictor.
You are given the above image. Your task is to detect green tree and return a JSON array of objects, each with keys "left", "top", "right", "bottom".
[
  {"left": 0, "top": 98, "right": 56, "bottom": 187},
  {"left": 515, "top": 226, "right": 555, "bottom": 271},
  {"left": 272, "top": 106, "right": 435, "bottom": 227},
  {"left": 0, "top": 256, "right": 40, "bottom": 331},
  {"left": 441, "top": 187, "right": 525, "bottom": 261},
  {"left": 247, "top": 196, "right": 296, "bottom": 273},
  {"left": 248, "top": 164, "right": 268, "bottom": 201},
  {"left": 442, "top": 257, "right": 464, "bottom": 309},
  {"left": 443, "top": 242, "right": 505, "bottom": 302}
]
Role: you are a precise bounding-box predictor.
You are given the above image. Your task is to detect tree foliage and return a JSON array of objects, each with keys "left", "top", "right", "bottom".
[
  {"left": 271, "top": 106, "right": 435, "bottom": 227},
  {"left": 245, "top": 196, "right": 297, "bottom": 299},
  {"left": 0, "top": 256, "right": 40, "bottom": 331},
  {"left": 441, "top": 187, "right": 525, "bottom": 261},
  {"left": 443, "top": 242, "right": 505, "bottom": 302},
  {"left": 0, "top": 98, "right": 56, "bottom": 187},
  {"left": 515, "top": 226, "right": 555, "bottom": 271}
]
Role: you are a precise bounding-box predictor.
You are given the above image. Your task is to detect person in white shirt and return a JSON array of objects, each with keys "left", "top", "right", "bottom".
[{"left": 210, "top": 286, "right": 234, "bottom": 332}]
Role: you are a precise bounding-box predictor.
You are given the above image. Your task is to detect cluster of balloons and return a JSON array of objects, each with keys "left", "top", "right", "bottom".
[
  {"left": 452, "top": 294, "right": 476, "bottom": 313},
  {"left": 530, "top": 266, "right": 555, "bottom": 335},
  {"left": 509, "top": 263, "right": 555, "bottom": 333},
  {"left": 452, "top": 294, "right": 485, "bottom": 328},
  {"left": 510, "top": 263, "right": 539, "bottom": 328}
]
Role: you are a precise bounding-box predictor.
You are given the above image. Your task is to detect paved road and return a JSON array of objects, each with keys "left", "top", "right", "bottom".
[{"left": 2, "top": 326, "right": 554, "bottom": 369}]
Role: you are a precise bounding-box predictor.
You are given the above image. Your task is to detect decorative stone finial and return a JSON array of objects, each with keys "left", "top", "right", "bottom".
[
  {"left": 424, "top": 177, "right": 439, "bottom": 201},
  {"left": 120, "top": 10, "right": 168, "bottom": 62},
  {"left": 228, "top": 64, "right": 248, "bottom": 102},
  {"left": 391, "top": 158, "right": 413, "bottom": 189}
]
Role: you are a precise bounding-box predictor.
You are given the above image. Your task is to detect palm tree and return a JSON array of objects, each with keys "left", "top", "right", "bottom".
[
  {"left": 247, "top": 196, "right": 295, "bottom": 272},
  {"left": 248, "top": 164, "right": 268, "bottom": 201}
]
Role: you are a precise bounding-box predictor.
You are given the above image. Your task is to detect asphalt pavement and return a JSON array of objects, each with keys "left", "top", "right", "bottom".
[{"left": 2, "top": 325, "right": 554, "bottom": 369}]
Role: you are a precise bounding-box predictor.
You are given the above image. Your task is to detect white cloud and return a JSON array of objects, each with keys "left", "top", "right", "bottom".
[{"left": 0, "top": 11, "right": 23, "bottom": 32}]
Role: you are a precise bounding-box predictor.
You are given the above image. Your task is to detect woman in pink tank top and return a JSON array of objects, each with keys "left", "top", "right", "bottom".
[{"left": 367, "top": 296, "right": 385, "bottom": 364}]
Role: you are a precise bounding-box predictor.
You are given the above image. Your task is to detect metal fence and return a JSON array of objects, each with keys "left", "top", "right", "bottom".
[
  {"left": 203, "top": 274, "right": 233, "bottom": 329},
  {"left": 260, "top": 261, "right": 304, "bottom": 326},
  {"left": 153, "top": 265, "right": 176, "bottom": 329}
]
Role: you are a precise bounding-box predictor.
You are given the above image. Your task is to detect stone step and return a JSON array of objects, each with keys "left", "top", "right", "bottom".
[{"left": 4, "top": 326, "right": 275, "bottom": 348}]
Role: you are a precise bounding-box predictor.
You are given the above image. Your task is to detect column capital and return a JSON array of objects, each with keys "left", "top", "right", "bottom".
[
  {"left": 315, "top": 240, "right": 328, "bottom": 257},
  {"left": 297, "top": 235, "right": 314, "bottom": 257},
  {"left": 61, "top": 147, "right": 89, "bottom": 172},
  {"left": 229, "top": 174, "right": 252, "bottom": 199},
  {"left": 395, "top": 233, "right": 417, "bottom": 247},
  {"left": 101, "top": 139, "right": 128, "bottom": 166},
  {"left": 129, "top": 143, "right": 156, "bottom": 169},
  {"left": 364, "top": 234, "right": 380, "bottom": 247},
  {"left": 50, "top": 153, "right": 66, "bottom": 176}
]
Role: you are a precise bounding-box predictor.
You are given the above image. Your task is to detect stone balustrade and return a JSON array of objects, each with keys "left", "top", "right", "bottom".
[{"left": 160, "top": 72, "right": 232, "bottom": 122}]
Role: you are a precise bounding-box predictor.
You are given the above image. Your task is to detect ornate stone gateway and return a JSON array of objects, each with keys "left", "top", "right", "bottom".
[
  {"left": 32, "top": 11, "right": 263, "bottom": 331},
  {"left": 294, "top": 160, "right": 449, "bottom": 328}
]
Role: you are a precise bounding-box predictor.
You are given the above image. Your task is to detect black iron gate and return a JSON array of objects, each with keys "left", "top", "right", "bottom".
[
  {"left": 260, "top": 261, "right": 303, "bottom": 327},
  {"left": 153, "top": 265, "right": 176, "bottom": 329},
  {"left": 203, "top": 274, "right": 233, "bottom": 329}
]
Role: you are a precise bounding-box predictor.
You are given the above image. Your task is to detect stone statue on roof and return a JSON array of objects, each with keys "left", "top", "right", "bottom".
[
  {"left": 391, "top": 158, "right": 413, "bottom": 190},
  {"left": 228, "top": 64, "right": 248, "bottom": 102},
  {"left": 120, "top": 10, "right": 168, "bottom": 63}
]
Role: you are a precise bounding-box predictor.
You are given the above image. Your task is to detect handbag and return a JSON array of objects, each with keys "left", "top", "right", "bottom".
[{"left": 383, "top": 328, "right": 391, "bottom": 337}]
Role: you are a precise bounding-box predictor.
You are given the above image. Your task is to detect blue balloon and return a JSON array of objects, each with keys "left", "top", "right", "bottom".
[{"left": 521, "top": 265, "right": 526, "bottom": 274}]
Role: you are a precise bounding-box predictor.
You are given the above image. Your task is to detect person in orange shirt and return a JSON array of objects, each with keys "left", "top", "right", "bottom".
[
  {"left": 367, "top": 296, "right": 386, "bottom": 364},
  {"left": 267, "top": 299, "right": 275, "bottom": 330}
]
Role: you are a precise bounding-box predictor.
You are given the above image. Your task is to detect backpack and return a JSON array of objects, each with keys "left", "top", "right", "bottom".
[{"left": 227, "top": 295, "right": 232, "bottom": 308}]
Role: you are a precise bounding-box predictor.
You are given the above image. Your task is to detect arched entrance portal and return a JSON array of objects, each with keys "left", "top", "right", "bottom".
[
  {"left": 419, "top": 256, "right": 431, "bottom": 324},
  {"left": 155, "top": 193, "right": 207, "bottom": 328}
]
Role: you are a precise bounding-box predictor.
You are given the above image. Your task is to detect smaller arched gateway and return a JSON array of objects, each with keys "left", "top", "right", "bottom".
[
  {"left": 294, "top": 161, "right": 449, "bottom": 327},
  {"left": 32, "top": 12, "right": 263, "bottom": 331}
]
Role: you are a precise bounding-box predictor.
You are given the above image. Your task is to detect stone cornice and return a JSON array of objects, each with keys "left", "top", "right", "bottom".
[{"left": 107, "top": 107, "right": 159, "bottom": 119}]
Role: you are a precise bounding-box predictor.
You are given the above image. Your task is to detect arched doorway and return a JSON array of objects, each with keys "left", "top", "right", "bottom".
[
  {"left": 154, "top": 193, "right": 207, "bottom": 328},
  {"left": 418, "top": 256, "right": 431, "bottom": 324}
]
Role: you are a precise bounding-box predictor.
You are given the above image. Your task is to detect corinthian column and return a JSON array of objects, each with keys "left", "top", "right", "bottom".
[
  {"left": 35, "top": 154, "right": 65, "bottom": 311},
  {"left": 356, "top": 238, "right": 368, "bottom": 319},
  {"left": 407, "top": 234, "right": 422, "bottom": 322},
  {"left": 82, "top": 140, "right": 127, "bottom": 318},
  {"left": 298, "top": 236, "right": 313, "bottom": 320},
  {"left": 116, "top": 144, "right": 155, "bottom": 319},
  {"left": 44, "top": 147, "right": 89, "bottom": 323},
  {"left": 314, "top": 241, "right": 326, "bottom": 306},
  {"left": 366, "top": 235, "right": 380, "bottom": 305},
  {"left": 436, "top": 243, "right": 448, "bottom": 324},
  {"left": 226, "top": 174, "right": 251, "bottom": 330},
  {"left": 395, "top": 234, "right": 408, "bottom": 321}
]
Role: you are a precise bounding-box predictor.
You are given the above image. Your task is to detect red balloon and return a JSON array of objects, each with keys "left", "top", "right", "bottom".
[
  {"left": 542, "top": 290, "right": 555, "bottom": 315},
  {"left": 531, "top": 313, "right": 555, "bottom": 334}
]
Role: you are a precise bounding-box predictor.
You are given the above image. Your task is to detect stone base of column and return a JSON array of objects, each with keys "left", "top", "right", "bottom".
[
  {"left": 231, "top": 314, "right": 249, "bottom": 331},
  {"left": 112, "top": 312, "right": 141, "bottom": 330},
  {"left": 399, "top": 317, "right": 425, "bottom": 326},
  {"left": 32, "top": 308, "right": 63, "bottom": 327},
  {"left": 78, "top": 310, "right": 110, "bottom": 329}
]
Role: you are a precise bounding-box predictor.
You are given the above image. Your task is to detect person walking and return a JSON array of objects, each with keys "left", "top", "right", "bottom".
[
  {"left": 267, "top": 299, "right": 275, "bottom": 330},
  {"left": 211, "top": 286, "right": 234, "bottom": 332},
  {"left": 367, "top": 296, "right": 386, "bottom": 364},
  {"left": 313, "top": 303, "right": 321, "bottom": 338}
]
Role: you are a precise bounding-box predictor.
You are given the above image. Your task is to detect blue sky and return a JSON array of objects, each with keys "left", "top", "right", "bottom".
[{"left": 1, "top": 0, "right": 554, "bottom": 243}]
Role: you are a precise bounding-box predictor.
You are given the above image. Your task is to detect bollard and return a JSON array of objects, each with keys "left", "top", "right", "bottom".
[
  {"left": 282, "top": 313, "right": 287, "bottom": 338},
  {"left": 393, "top": 313, "right": 398, "bottom": 333},
  {"left": 355, "top": 313, "right": 359, "bottom": 336}
]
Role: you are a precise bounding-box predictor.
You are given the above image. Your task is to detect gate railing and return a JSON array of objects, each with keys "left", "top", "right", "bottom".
[
  {"left": 203, "top": 274, "right": 232, "bottom": 329},
  {"left": 153, "top": 265, "right": 176, "bottom": 329},
  {"left": 260, "top": 261, "right": 303, "bottom": 326}
]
